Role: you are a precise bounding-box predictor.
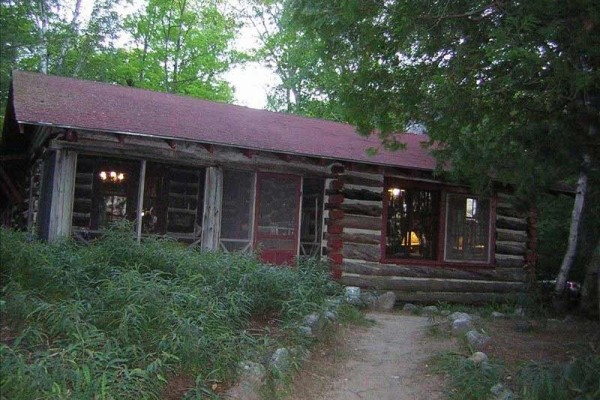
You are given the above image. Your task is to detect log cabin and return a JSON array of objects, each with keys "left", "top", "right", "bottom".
[{"left": 0, "top": 71, "right": 536, "bottom": 303}]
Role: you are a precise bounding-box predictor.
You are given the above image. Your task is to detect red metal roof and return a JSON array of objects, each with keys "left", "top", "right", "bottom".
[{"left": 10, "top": 71, "right": 437, "bottom": 171}]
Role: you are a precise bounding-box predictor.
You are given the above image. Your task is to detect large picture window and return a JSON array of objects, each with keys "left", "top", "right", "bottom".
[
  {"left": 385, "top": 184, "right": 440, "bottom": 260},
  {"left": 444, "top": 194, "right": 491, "bottom": 263}
]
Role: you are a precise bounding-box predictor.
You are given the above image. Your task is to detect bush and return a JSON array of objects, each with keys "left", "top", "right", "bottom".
[{"left": 0, "top": 226, "right": 339, "bottom": 399}]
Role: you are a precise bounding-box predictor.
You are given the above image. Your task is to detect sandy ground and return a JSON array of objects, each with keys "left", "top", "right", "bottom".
[{"left": 287, "top": 312, "right": 456, "bottom": 400}]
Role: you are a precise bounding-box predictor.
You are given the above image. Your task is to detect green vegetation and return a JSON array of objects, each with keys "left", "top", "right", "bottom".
[
  {"left": 0, "top": 224, "right": 340, "bottom": 399},
  {"left": 431, "top": 353, "right": 503, "bottom": 400},
  {"left": 518, "top": 356, "right": 600, "bottom": 400}
]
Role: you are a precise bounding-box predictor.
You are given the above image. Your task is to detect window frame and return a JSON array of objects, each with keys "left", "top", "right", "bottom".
[
  {"left": 443, "top": 193, "right": 494, "bottom": 265},
  {"left": 381, "top": 178, "right": 496, "bottom": 267}
]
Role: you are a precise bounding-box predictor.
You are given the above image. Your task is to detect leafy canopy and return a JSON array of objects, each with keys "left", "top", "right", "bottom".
[{"left": 286, "top": 0, "right": 600, "bottom": 197}]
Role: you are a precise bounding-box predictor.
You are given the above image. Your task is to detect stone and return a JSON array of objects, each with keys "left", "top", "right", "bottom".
[
  {"left": 403, "top": 303, "right": 419, "bottom": 313},
  {"left": 452, "top": 317, "right": 473, "bottom": 334},
  {"left": 360, "top": 291, "right": 378, "bottom": 306},
  {"left": 373, "top": 291, "right": 396, "bottom": 311},
  {"left": 270, "top": 348, "right": 292, "bottom": 375},
  {"left": 440, "top": 310, "right": 451, "bottom": 316},
  {"left": 422, "top": 305, "right": 439, "bottom": 316},
  {"left": 344, "top": 286, "right": 362, "bottom": 305},
  {"left": 490, "top": 383, "right": 514, "bottom": 400},
  {"left": 226, "top": 361, "right": 266, "bottom": 400},
  {"left": 324, "top": 310, "right": 337, "bottom": 322},
  {"left": 303, "top": 313, "right": 325, "bottom": 335},
  {"left": 491, "top": 311, "right": 506, "bottom": 318},
  {"left": 490, "top": 383, "right": 505, "bottom": 396},
  {"left": 466, "top": 330, "right": 491, "bottom": 348},
  {"left": 447, "top": 312, "right": 472, "bottom": 322},
  {"left": 469, "top": 351, "right": 489, "bottom": 365},
  {"left": 298, "top": 326, "right": 313, "bottom": 337}
]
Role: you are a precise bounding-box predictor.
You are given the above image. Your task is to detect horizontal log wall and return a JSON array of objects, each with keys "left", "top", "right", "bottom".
[{"left": 333, "top": 175, "right": 528, "bottom": 304}]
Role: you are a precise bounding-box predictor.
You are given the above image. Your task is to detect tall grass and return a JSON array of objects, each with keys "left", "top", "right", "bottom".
[
  {"left": 518, "top": 355, "right": 600, "bottom": 400},
  {"left": 0, "top": 225, "right": 339, "bottom": 399}
]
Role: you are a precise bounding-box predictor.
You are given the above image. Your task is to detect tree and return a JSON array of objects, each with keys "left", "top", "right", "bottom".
[
  {"left": 0, "top": 0, "right": 123, "bottom": 120},
  {"left": 124, "top": 0, "right": 236, "bottom": 101},
  {"left": 239, "top": 0, "right": 343, "bottom": 119},
  {"left": 285, "top": 1, "right": 599, "bottom": 301}
]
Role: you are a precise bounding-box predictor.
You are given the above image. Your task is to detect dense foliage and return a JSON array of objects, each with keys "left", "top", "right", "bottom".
[
  {"left": 0, "top": 0, "right": 238, "bottom": 121},
  {"left": 284, "top": 0, "right": 599, "bottom": 196},
  {"left": 0, "top": 225, "right": 338, "bottom": 399}
]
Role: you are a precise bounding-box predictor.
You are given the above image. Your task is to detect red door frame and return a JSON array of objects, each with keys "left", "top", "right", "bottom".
[{"left": 253, "top": 172, "right": 302, "bottom": 265}]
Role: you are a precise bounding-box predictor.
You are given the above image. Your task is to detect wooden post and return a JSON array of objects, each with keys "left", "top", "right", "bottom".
[
  {"left": 201, "top": 166, "right": 223, "bottom": 250},
  {"left": 136, "top": 160, "right": 147, "bottom": 243},
  {"left": 42, "top": 149, "right": 77, "bottom": 241}
]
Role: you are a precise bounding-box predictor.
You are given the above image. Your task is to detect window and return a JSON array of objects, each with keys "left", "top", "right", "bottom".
[
  {"left": 72, "top": 156, "right": 205, "bottom": 242},
  {"left": 385, "top": 184, "right": 440, "bottom": 260},
  {"left": 72, "top": 156, "right": 140, "bottom": 231},
  {"left": 445, "top": 194, "right": 491, "bottom": 263}
]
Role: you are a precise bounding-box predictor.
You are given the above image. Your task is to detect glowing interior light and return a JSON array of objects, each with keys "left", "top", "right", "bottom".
[
  {"left": 110, "top": 171, "right": 117, "bottom": 179},
  {"left": 391, "top": 188, "right": 401, "bottom": 196},
  {"left": 99, "top": 171, "right": 107, "bottom": 181},
  {"left": 118, "top": 173, "right": 125, "bottom": 181}
]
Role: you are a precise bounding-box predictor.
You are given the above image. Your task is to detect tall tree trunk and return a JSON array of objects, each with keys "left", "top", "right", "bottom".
[
  {"left": 56, "top": 0, "right": 82, "bottom": 73},
  {"left": 37, "top": 0, "right": 49, "bottom": 74},
  {"left": 554, "top": 153, "right": 590, "bottom": 296}
]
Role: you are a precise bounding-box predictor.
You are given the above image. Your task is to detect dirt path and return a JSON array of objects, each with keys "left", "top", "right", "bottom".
[{"left": 287, "top": 312, "right": 456, "bottom": 400}]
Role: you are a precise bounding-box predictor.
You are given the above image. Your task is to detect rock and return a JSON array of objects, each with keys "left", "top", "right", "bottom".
[
  {"left": 563, "top": 315, "right": 576, "bottom": 324},
  {"left": 452, "top": 317, "right": 473, "bottom": 334},
  {"left": 440, "top": 310, "right": 451, "bottom": 317},
  {"left": 270, "top": 348, "right": 292, "bottom": 375},
  {"left": 490, "top": 383, "right": 504, "bottom": 396},
  {"left": 447, "top": 312, "right": 472, "bottom": 322},
  {"left": 226, "top": 361, "right": 266, "bottom": 400},
  {"left": 466, "top": 330, "right": 491, "bottom": 348},
  {"left": 490, "top": 383, "right": 514, "bottom": 400},
  {"left": 469, "top": 351, "right": 488, "bottom": 365},
  {"left": 491, "top": 311, "right": 506, "bottom": 318},
  {"left": 324, "top": 310, "right": 337, "bottom": 322},
  {"left": 403, "top": 303, "right": 419, "bottom": 313},
  {"left": 303, "top": 313, "right": 325, "bottom": 335},
  {"left": 298, "top": 326, "right": 313, "bottom": 337},
  {"left": 360, "top": 291, "right": 378, "bottom": 306},
  {"left": 422, "top": 305, "right": 439, "bottom": 316},
  {"left": 344, "top": 286, "right": 362, "bottom": 305},
  {"left": 373, "top": 291, "right": 396, "bottom": 311}
]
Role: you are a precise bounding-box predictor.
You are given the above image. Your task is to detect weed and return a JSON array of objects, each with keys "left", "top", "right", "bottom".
[
  {"left": 518, "top": 355, "right": 600, "bottom": 400},
  {"left": 0, "top": 226, "right": 340, "bottom": 399},
  {"left": 431, "top": 352, "right": 503, "bottom": 400}
]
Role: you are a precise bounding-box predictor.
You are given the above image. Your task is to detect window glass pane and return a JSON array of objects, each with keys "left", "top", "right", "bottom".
[
  {"left": 386, "top": 186, "right": 439, "bottom": 259},
  {"left": 445, "top": 194, "right": 491, "bottom": 262}
]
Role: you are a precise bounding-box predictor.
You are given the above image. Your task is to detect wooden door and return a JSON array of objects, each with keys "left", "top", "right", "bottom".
[{"left": 254, "top": 173, "right": 301, "bottom": 265}]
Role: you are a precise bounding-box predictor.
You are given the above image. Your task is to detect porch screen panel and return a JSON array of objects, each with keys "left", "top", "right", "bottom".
[
  {"left": 220, "top": 170, "right": 254, "bottom": 252},
  {"left": 71, "top": 155, "right": 140, "bottom": 233},
  {"left": 445, "top": 195, "right": 491, "bottom": 262},
  {"left": 165, "top": 168, "right": 204, "bottom": 241},
  {"left": 386, "top": 187, "right": 439, "bottom": 259},
  {"left": 300, "top": 178, "right": 324, "bottom": 257},
  {"left": 255, "top": 174, "right": 301, "bottom": 264}
]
